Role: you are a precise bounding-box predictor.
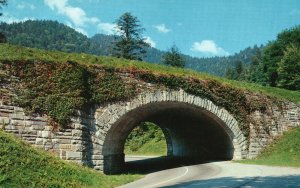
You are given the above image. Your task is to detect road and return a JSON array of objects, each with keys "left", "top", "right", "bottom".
[{"left": 120, "top": 156, "right": 300, "bottom": 188}]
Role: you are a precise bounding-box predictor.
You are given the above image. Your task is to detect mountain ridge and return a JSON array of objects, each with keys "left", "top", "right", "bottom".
[{"left": 0, "top": 20, "right": 263, "bottom": 76}]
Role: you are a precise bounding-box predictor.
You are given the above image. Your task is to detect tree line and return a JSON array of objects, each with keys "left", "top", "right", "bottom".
[
  {"left": 111, "top": 12, "right": 185, "bottom": 67},
  {"left": 0, "top": 0, "right": 7, "bottom": 43},
  {"left": 225, "top": 26, "right": 300, "bottom": 91},
  {"left": 0, "top": 19, "right": 261, "bottom": 76},
  {"left": 0, "top": 2, "right": 298, "bottom": 91}
]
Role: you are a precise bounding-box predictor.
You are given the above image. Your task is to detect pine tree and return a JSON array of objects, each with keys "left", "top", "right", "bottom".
[
  {"left": 0, "top": 0, "right": 7, "bottom": 16},
  {"left": 112, "top": 12, "right": 149, "bottom": 61},
  {"left": 162, "top": 45, "right": 185, "bottom": 68},
  {"left": 0, "top": 0, "right": 7, "bottom": 43}
]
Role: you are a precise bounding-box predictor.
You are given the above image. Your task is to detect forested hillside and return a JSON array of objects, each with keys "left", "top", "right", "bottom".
[
  {"left": 0, "top": 20, "right": 91, "bottom": 53},
  {"left": 0, "top": 20, "right": 261, "bottom": 76},
  {"left": 225, "top": 25, "right": 300, "bottom": 91}
]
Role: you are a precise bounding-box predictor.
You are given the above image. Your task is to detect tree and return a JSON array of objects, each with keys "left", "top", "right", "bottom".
[
  {"left": 162, "top": 45, "right": 185, "bottom": 68},
  {"left": 225, "top": 60, "right": 245, "bottom": 80},
  {"left": 235, "top": 60, "right": 243, "bottom": 75},
  {"left": 262, "top": 25, "right": 300, "bottom": 87},
  {"left": 0, "top": 32, "right": 6, "bottom": 43},
  {"left": 246, "top": 48, "right": 266, "bottom": 84},
  {"left": 112, "top": 12, "right": 149, "bottom": 61},
  {"left": 0, "top": 0, "right": 7, "bottom": 16},
  {"left": 0, "top": 0, "right": 7, "bottom": 43},
  {"left": 277, "top": 45, "right": 300, "bottom": 90},
  {"left": 225, "top": 68, "right": 236, "bottom": 80}
]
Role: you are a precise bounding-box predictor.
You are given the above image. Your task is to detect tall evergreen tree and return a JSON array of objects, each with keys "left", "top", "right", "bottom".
[
  {"left": 0, "top": 0, "right": 7, "bottom": 43},
  {"left": 162, "top": 45, "right": 185, "bottom": 68},
  {"left": 112, "top": 12, "right": 149, "bottom": 61},
  {"left": 0, "top": 0, "right": 7, "bottom": 16},
  {"left": 235, "top": 60, "right": 244, "bottom": 75}
]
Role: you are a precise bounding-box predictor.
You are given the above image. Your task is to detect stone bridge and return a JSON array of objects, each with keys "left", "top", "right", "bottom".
[{"left": 1, "top": 89, "right": 299, "bottom": 174}]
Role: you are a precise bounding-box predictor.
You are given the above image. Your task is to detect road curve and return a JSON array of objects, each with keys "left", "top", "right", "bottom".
[{"left": 119, "top": 159, "right": 300, "bottom": 188}]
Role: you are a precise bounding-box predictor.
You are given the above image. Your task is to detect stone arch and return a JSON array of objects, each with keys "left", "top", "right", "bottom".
[{"left": 93, "top": 90, "right": 247, "bottom": 174}]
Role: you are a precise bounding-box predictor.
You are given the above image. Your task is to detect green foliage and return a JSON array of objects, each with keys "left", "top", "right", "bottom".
[
  {"left": 90, "top": 71, "right": 135, "bottom": 103},
  {"left": 0, "top": 0, "right": 7, "bottom": 16},
  {"left": 277, "top": 45, "right": 300, "bottom": 90},
  {"left": 113, "top": 12, "right": 149, "bottom": 61},
  {"left": 0, "top": 32, "right": 6, "bottom": 43},
  {"left": 227, "top": 25, "right": 300, "bottom": 91},
  {"left": 125, "top": 122, "right": 167, "bottom": 156},
  {"left": 137, "top": 71, "right": 277, "bottom": 138},
  {"left": 260, "top": 25, "right": 300, "bottom": 88},
  {"left": 0, "top": 130, "right": 141, "bottom": 187},
  {"left": 245, "top": 49, "right": 265, "bottom": 84},
  {"left": 225, "top": 60, "right": 245, "bottom": 80},
  {"left": 0, "top": 20, "right": 91, "bottom": 53},
  {"left": 0, "top": 20, "right": 263, "bottom": 77},
  {"left": 1, "top": 59, "right": 135, "bottom": 128},
  {"left": 239, "top": 126, "right": 300, "bottom": 167},
  {"left": 1, "top": 44, "right": 299, "bottom": 137},
  {"left": 162, "top": 45, "right": 185, "bottom": 68},
  {"left": 0, "top": 0, "right": 7, "bottom": 42},
  {"left": 1, "top": 44, "right": 299, "bottom": 103}
]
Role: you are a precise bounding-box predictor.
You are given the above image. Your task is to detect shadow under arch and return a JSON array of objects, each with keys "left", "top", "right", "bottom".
[{"left": 102, "top": 96, "right": 245, "bottom": 174}]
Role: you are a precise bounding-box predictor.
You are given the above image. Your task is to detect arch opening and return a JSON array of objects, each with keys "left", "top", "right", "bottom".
[
  {"left": 102, "top": 101, "right": 237, "bottom": 174},
  {"left": 124, "top": 122, "right": 168, "bottom": 156}
]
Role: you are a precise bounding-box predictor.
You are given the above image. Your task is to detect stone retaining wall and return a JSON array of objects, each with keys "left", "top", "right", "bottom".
[{"left": 1, "top": 89, "right": 299, "bottom": 172}]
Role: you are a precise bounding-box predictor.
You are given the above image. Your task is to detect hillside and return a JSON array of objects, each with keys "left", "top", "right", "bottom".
[
  {"left": 1, "top": 43, "right": 300, "bottom": 174},
  {"left": 1, "top": 43, "right": 299, "bottom": 138},
  {"left": 0, "top": 20, "right": 262, "bottom": 76},
  {"left": 1, "top": 44, "right": 298, "bottom": 102},
  {"left": 0, "top": 129, "right": 140, "bottom": 187},
  {"left": 125, "top": 122, "right": 167, "bottom": 156}
]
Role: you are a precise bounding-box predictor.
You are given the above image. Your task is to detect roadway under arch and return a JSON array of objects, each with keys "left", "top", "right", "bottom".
[{"left": 102, "top": 101, "right": 239, "bottom": 174}]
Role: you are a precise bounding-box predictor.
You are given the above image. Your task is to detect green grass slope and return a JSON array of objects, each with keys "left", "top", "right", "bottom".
[
  {"left": 0, "top": 130, "right": 141, "bottom": 188},
  {"left": 1, "top": 44, "right": 299, "bottom": 103},
  {"left": 124, "top": 122, "right": 167, "bottom": 156},
  {"left": 239, "top": 127, "right": 300, "bottom": 167}
]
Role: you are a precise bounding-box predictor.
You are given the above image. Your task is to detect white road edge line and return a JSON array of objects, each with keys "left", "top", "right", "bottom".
[{"left": 143, "top": 166, "right": 189, "bottom": 188}]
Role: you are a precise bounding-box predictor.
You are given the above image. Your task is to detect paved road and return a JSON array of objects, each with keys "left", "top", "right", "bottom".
[{"left": 120, "top": 157, "right": 300, "bottom": 188}]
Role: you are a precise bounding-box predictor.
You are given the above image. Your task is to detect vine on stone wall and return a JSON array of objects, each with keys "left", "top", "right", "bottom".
[
  {"left": 0, "top": 60, "right": 284, "bottom": 139},
  {"left": 1, "top": 60, "right": 136, "bottom": 128}
]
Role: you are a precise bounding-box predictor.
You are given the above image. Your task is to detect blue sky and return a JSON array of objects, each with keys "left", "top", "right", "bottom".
[{"left": 1, "top": 0, "right": 300, "bottom": 57}]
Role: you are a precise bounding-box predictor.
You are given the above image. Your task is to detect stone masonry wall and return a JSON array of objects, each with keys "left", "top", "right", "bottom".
[
  {"left": 0, "top": 101, "right": 100, "bottom": 168},
  {"left": 248, "top": 102, "right": 300, "bottom": 158},
  {"left": 1, "top": 90, "right": 300, "bottom": 172}
]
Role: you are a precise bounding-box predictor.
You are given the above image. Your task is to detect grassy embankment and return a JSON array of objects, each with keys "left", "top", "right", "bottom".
[
  {"left": 0, "top": 129, "right": 141, "bottom": 188},
  {"left": 0, "top": 44, "right": 300, "bottom": 154},
  {"left": 239, "top": 126, "right": 300, "bottom": 167},
  {"left": 124, "top": 122, "right": 167, "bottom": 156},
  {"left": 1, "top": 44, "right": 299, "bottom": 103}
]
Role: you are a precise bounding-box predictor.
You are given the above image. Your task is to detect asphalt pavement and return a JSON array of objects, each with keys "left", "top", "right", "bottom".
[{"left": 120, "top": 156, "right": 300, "bottom": 188}]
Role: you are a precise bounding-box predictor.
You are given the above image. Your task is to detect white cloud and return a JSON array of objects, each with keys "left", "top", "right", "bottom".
[
  {"left": 290, "top": 9, "right": 300, "bottom": 16},
  {"left": 44, "top": 0, "right": 115, "bottom": 36},
  {"left": 1, "top": 13, "right": 34, "bottom": 24},
  {"left": 74, "top": 27, "right": 88, "bottom": 36},
  {"left": 44, "top": 0, "right": 88, "bottom": 27},
  {"left": 97, "top": 22, "right": 117, "bottom": 35},
  {"left": 191, "top": 40, "right": 229, "bottom": 56},
  {"left": 144, "top": 36, "right": 156, "bottom": 48},
  {"left": 17, "top": 2, "right": 36, "bottom": 10},
  {"left": 154, "top": 24, "right": 171, "bottom": 33}
]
